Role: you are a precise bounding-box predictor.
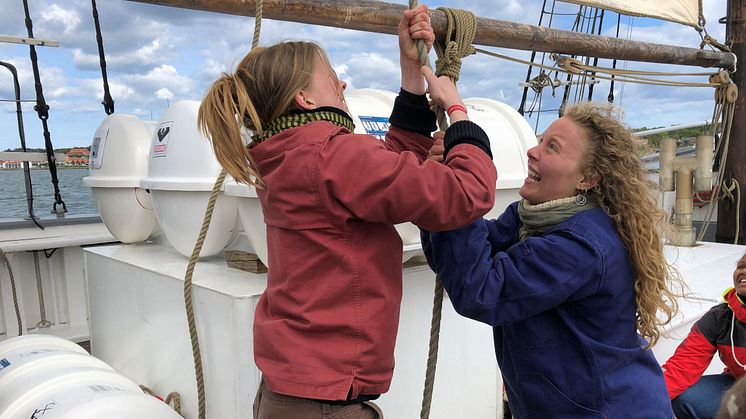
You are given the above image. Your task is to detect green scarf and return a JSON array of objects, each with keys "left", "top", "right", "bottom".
[
  {"left": 253, "top": 107, "right": 355, "bottom": 143},
  {"left": 518, "top": 194, "right": 598, "bottom": 241}
]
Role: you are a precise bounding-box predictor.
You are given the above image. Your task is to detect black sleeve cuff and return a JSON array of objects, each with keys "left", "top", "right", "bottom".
[
  {"left": 443, "top": 120, "right": 492, "bottom": 160},
  {"left": 389, "top": 88, "right": 437, "bottom": 137}
]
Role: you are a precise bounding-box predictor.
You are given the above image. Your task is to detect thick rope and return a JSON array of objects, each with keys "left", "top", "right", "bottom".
[
  {"left": 433, "top": 8, "right": 476, "bottom": 82},
  {"left": 0, "top": 249, "right": 23, "bottom": 336},
  {"left": 181, "top": 2, "right": 263, "bottom": 418},
  {"left": 696, "top": 88, "right": 737, "bottom": 242},
  {"left": 414, "top": 6, "right": 476, "bottom": 419},
  {"left": 140, "top": 385, "right": 184, "bottom": 416}
]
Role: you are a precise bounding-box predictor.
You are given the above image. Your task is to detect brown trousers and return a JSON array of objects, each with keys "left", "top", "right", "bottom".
[{"left": 253, "top": 380, "right": 383, "bottom": 419}]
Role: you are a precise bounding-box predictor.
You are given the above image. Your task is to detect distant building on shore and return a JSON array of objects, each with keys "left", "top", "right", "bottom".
[
  {"left": 0, "top": 160, "right": 23, "bottom": 169},
  {"left": 64, "top": 148, "right": 90, "bottom": 166}
]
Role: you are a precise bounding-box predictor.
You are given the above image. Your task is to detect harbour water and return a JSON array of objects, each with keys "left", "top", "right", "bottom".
[{"left": 0, "top": 168, "right": 97, "bottom": 221}]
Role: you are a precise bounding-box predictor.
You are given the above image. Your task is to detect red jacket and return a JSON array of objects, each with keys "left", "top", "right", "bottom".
[
  {"left": 663, "top": 288, "right": 746, "bottom": 399},
  {"left": 249, "top": 100, "right": 496, "bottom": 400}
]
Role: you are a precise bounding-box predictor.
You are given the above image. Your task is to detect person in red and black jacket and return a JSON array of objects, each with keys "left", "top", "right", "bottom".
[{"left": 663, "top": 251, "right": 746, "bottom": 419}]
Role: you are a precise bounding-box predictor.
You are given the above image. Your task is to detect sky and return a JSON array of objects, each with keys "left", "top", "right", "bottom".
[{"left": 0, "top": 0, "right": 729, "bottom": 151}]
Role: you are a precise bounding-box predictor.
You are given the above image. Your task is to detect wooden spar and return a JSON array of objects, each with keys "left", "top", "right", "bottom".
[
  {"left": 127, "top": 0, "right": 735, "bottom": 69},
  {"left": 717, "top": 0, "right": 745, "bottom": 245}
]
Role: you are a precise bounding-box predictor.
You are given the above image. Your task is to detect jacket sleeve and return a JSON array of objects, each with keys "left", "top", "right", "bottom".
[
  {"left": 662, "top": 314, "right": 719, "bottom": 400},
  {"left": 317, "top": 128, "right": 496, "bottom": 231},
  {"left": 422, "top": 201, "right": 521, "bottom": 271},
  {"left": 423, "top": 218, "right": 603, "bottom": 326},
  {"left": 383, "top": 88, "right": 436, "bottom": 160}
]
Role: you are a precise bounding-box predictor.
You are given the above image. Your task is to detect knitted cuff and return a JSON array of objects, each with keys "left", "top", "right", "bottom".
[
  {"left": 389, "top": 88, "right": 437, "bottom": 137},
  {"left": 443, "top": 120, "right": 492, "bottom": 160}
]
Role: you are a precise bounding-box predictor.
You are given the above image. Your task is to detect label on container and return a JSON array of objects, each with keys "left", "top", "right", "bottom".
[
  {"left": 89, "top": 128, "right": 108, "bottom": 169},
  {"left": 358, "top": 116, "right": 390, "bottom": 140},
  {"left": 0, "top": 358, "right": 9, "bottom": 370},
  {"left": 152, "top": 121, "right": 174, "bottom": 158}
]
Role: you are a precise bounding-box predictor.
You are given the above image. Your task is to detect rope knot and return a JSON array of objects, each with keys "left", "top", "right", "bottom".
[{"left": 433, "top": 7, "right": 476, "bottom": 82}]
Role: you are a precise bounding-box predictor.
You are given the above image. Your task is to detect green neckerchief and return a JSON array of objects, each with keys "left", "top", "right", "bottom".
[
  {"left": 518, "top": 194, "right": 598, "bottom": 241},
  {"left": 253, "top": 107, "right": 355, "bottom": 143}
]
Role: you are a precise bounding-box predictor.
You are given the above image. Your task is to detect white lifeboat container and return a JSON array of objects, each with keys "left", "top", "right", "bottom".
[
  {"left": 0, "top": 334, "right": 181, "bottom": 419},
  {"left": 140, "top": 101, "right": 240, "bottom": 258},
  {"left": 83, "top": 114, "right": 159, "bottom": 243}
]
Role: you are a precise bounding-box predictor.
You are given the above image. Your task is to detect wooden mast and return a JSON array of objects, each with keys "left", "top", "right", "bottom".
[
  {"left": 127, "top": 0, "right": 735, "bottom": 68},
  {"left": 717, "top": 0, "right": 745, "bottom": 245},
  {"left": 130, "top": 0, "right": 745, "bottom": 244}
]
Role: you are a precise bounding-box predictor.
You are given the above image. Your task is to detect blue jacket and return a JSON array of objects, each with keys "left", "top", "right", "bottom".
[{"left": 421, "top": 201, "right": 672, "bottom": 419}]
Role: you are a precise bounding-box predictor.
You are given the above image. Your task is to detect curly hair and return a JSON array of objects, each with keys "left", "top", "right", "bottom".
[{"left": 563, "top": 102, "right": 681, "bottom": 347}]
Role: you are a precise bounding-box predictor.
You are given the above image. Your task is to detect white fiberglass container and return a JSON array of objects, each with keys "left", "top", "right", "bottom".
[
  {"left": 83, "top": 114, "right": 159, "bottom": 243},
  {"left": 0, "top": 334, "right": 181, "bottom": 419},
  {"left": 140, "top": 101, "right": 240, "bottom": 258},
  {"left": 226, "top": 89, "right": 537, "bottom": 267}
]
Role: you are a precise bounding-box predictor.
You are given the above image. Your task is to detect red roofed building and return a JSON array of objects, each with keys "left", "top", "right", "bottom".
[{"left": 65, "top": 148, "right": 90, "bottom": 166}]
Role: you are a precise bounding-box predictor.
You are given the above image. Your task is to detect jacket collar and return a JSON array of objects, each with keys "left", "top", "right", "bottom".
[{"left": 724, "top": 288, "right": 746, "bottom": 322}]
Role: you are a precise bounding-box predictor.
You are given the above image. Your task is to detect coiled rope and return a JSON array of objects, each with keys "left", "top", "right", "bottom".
[{"left": 181, "top": 2, "right": 263, "bottom": 418}]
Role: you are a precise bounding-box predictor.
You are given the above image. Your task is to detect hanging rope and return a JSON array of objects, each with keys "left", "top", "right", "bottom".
[
  {"left": 181, "top": 2, "right": 263, "bottom": 418},
  {"left": 1, "top": 249, "right": 23, "bottom": 336},
  {"left": 695, "top": 70, "right": 738, "bottom": 244},
  {"left": 415, "top": 6, "right": 476, "bottom": 418},
  {"left": 91, "top": 0, "right": 115, "bottom": 115},
  {"left": 21, "top": 0, "right": 67, "bottom": 216},
  {"left": 0, "top": 61, "right": 43, "bottom": 230}
]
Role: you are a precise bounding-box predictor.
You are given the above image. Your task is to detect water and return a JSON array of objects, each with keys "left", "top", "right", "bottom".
[{"left": 0, "top": 168, "right": 97, "bottom": 221}]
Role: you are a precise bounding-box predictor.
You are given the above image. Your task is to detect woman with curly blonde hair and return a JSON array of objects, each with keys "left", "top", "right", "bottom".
[{"left": 422, "top": 102, "right": 679, "bottom": 418}]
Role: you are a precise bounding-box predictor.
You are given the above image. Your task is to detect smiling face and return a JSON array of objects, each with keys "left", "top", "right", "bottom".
[
  {"left": 519, "top": 117, "right": 594, "bottom": 205},
  {"left": 734, "top": 253, "right": 746, "bottom": 295},
  {"left": 296, "top": 53, "right": 348, "bottom": 113}
]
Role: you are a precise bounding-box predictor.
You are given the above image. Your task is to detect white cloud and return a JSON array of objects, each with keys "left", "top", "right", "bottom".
[{"left": 0, "top": 0, "right": 736, "bottom": 151}]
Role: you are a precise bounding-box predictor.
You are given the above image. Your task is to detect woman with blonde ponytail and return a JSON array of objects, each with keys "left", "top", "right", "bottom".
[
  {"left": 422, "top": 102, "right": 680, "bottom": 418},
  {"left": 199, "top": 5, "right": 498, "bottom": 418}
]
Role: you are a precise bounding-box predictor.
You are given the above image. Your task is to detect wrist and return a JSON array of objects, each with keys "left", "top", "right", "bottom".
[{"left": 447, "top": 104, "right": 467, "bottom": 116}]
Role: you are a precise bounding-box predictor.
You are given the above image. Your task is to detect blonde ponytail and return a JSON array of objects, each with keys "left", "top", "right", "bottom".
[
  {"left": 198, "top": 41, "right": 326, "bottom": 187},
  {"left": 198, "top": 73, "right": 263, "bottom": 187}
]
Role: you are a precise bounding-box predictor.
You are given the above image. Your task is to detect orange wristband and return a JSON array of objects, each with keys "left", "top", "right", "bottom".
[{"left": 447, "top": 104, "right": 467, "bottom": 116}]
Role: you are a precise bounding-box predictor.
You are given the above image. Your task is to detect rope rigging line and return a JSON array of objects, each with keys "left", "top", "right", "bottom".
[
  {"left": 518, "top": 0, "right": 551, "bottom": 115},
  {"left": 473, "top": 47, "right": 722, "bottom": 88},
  {"left": 91, "top": 0, "right": 115, "bottom": 115},
  {"left": 585, "top": 8, "right": 605, "bottom": 103},
  {"left": 694, "top": 71, "right": 738, "bottom": 244},
  {"left": 525, "top": 0, "right": 561, "bottom": 119},
  {"left": 608, "top": 13, "right": 622, "bottom": 103},
  {"left": 415, "top": 5, "right": 476, "bottom": 418},
  {"left": 21, "top": 0, "right": 67, "bottom": 216},
  {"left": 181, "top": 2, "right": 264, "bottom": 418},
  {"left": 0, "top": 249, "right": 24, "bottom": 337},
  {"left": 0, "top": 61, "right": 43, "bottom": 230}
]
